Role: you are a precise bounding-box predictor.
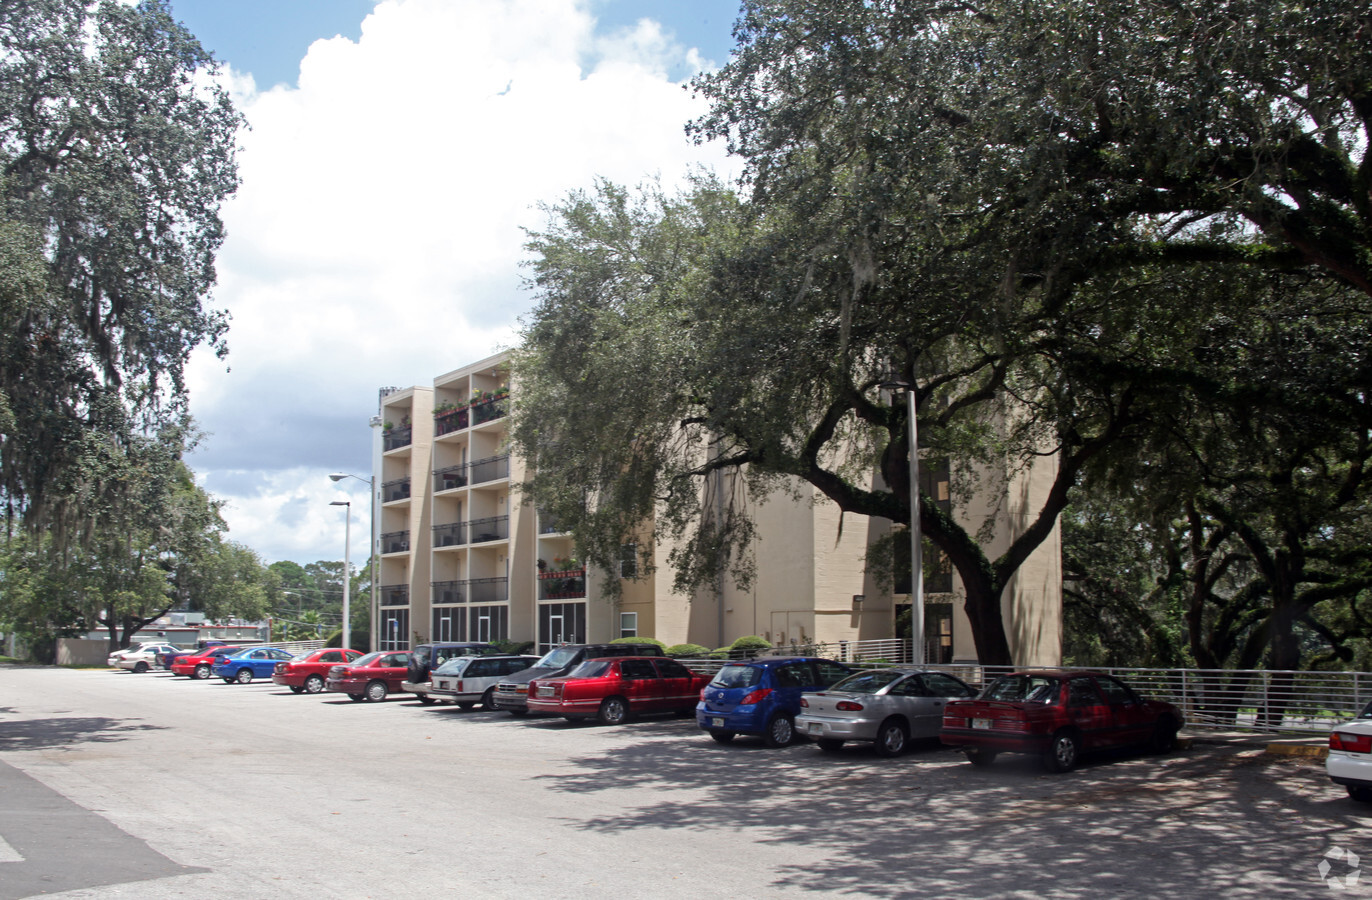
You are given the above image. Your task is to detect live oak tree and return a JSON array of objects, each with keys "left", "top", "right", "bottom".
[{"left": 0, "top": 0, "right": 242, "bottom": 533}]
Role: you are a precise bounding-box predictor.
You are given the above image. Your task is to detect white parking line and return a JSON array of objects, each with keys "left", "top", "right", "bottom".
[{"left": 0, "top": 835, "right": 22, "bottom": 863}]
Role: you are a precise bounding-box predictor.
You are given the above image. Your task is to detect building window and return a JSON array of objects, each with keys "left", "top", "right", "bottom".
[
  {"left": 619, "top": 612, "right": 638, "bottom": 639},
  {"left": 538, "top": 602, "right": 587, "bottom": 654},
  {"left": 469, "top": 605, "right": 509, "bottom": 642},
  {"left": 619, "top": 543, "right": 638, "bottom": 579},
  {"left": 379, "top": 608, "right": 410, "bottom": 651}
]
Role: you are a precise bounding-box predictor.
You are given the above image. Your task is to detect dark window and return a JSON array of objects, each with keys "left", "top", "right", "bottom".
[
  {"left": 655, "top": 659, "right": 691, "bottom": 678},
  {"left": 1068, "top": 677, "right": 1102, "bottom": 707},
  {"left": 620, "top": 659, "right": 657, "bottom": 679},
  {"left": 1096, "top": 676, "right": 1137, "bottom": 705},
  {"left": 813, "top": 660, "right": 850, "bottom": 687},
  {"left": 466, "top": 659, "right": 492, "bottom": 677},
  {"left": 774, "top": 664, "right": 808, "bottom": 688},
  {"left": 892, "top": 676, "right": 933, "bottom": 697},
  {"left": 923, "top": 672, "right": 975, "bottom": 698}
]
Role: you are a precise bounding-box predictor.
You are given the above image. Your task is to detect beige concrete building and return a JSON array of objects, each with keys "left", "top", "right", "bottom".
[{"left": 372, "top": 351, "right": 1062, "bottom": 664}]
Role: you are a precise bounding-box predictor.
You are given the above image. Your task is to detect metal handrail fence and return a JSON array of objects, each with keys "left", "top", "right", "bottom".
[{"left": 709, "top": 637, "right": 1370, "bottom": 734}]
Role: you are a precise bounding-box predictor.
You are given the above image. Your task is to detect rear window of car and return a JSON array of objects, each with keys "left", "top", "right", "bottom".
[
  {"left": 352, "top": 652, "right": 383, "bottom": 667},
  {"left": 831, "top": 669, "right": 905, "bottom": 694},
  {"left": 982, "top": 675, "right": 1060, "bottom": 704},
  {"left": 569, "top": 660, "right": 613, "bottom": 678},
  {"left": 433, "top": 658, "right": 470, "bottom": 676},
  {"left": 710, "top": 665, "right": 762, "bottom": 689}
]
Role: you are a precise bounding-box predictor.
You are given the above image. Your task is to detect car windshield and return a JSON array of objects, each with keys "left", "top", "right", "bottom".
[
  {"left": 982, "top": 674, "right": 1060, "bottom": 704},
  {"left": 433, "top": 658, "right": 471, "bottom": 676},
  {"left": 830, "top": 669, "right": 905, "bottom": 694},
  {"left": 534, "top": 647, "right": 581, "bottom": 669},
  {"left": 568, "top": 660, "right": 613, "bottom": 679},
  {"left": 711, "top": 665, "right": 762, "bottom": 689}
]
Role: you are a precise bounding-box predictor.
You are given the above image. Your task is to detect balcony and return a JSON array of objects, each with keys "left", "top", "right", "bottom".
[
  {"left": 468, "top": 515, "right": 508, "bottom": 544},
  {"left": 380, "top": 585, "right": 409, "bottom": 606},
  {"left": 470, "top": 395, "right": 507, "bottom": 427},
  {"left": 383, "top": 425, "right": 412, "bottom": 452},
  {"left": 434, "top": 407, "right": 469, "bottom": 436},
  {"left": 432, "top": 580, "right": 465, "bottom": 604},
  {"left": 432, "top": 521, "right": 466, "bottom": 548},
  {"left": 468, "top": 454, "right": 510, "bottom": 486},
  {"left": 539, "top": 568, "right": 586, "bottom": 601},
  {"left": 434, "top": 465, "right": 468, "bottom": 492},
  {"left": 382, "top": 477, "right": 411, "bottom": 503},
  {"left": 380, "top": 531, "right": 410, "bottom": 554}
]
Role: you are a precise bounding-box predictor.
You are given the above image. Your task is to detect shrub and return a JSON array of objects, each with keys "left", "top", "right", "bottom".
[
  {"left": 729, "top": 635, "right": 772, "bottom": 655},
  {"left": 666, "top": 643, "right": 711, "bottom": 659},
  {"left": 492, "top": 639, "right": 535, "bottom": 655},
  {"left": 611, "top": 636, "right": 666, "bottom": 648}
]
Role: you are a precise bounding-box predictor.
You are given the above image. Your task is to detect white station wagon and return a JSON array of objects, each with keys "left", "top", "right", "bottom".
[{"left": 404, "top": 655, "right": 539, "bottom": 710}]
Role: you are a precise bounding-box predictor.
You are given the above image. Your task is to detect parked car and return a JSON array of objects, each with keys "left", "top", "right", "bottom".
[
  {"left": 494, "top": 643, "right": 667, "bottom": 715},
  {"left": 940, "top": 670, "right": 1184, "bottom": 772},
  {"left": 159, "top": 640, "right": 228, "bottom": 670},
  {"left": 325, "top": 651, "right": 413, "bottom": 702},
  {"left": 528, "top": 657, "right": 711, "bottom": 724},
  {"left": 796, "top": 668, "right": 977, "bottom": 756},
  {"left": 406, "top": 642, "right": 503, "bottom": 686},
  {"left": 1328, "top": 701, "right": 1372, "bottom": 801},
  {"left": 696, "top": 657, "right": 853, "bottom": 747},
  {"left": 404, "top": 655, "right": 539, "bottom": 707},
  {"left": 107, "top": 642, "right": 181, "bottom": 673},
  {"left": 211, "top": 646, "right": 296, "bottom": 684},
  {"left": 170, "top": 645, "right": 246, "bottom": 679},
  {"left": 272, "top": 648, "right": 365, "bottom": 694}
]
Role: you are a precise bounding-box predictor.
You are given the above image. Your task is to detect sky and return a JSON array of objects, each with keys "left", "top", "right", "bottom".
[{"left": 165, "top": 0, "right": 744, "bottom": 566}]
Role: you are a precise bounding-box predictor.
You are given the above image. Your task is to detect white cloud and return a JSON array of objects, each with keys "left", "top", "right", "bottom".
[{"left": 187, "top": 0, "right": 735, "bottom": 564}]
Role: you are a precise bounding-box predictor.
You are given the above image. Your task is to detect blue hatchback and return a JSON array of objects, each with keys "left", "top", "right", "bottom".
[
  {"left": 697, "top": 657, "right": 853, "bottom": 747},
  {"left": 212, "top": 646, "right": 295, "bottom": 684}
]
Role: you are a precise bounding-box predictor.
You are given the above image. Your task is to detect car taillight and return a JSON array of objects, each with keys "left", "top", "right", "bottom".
[
  {"left": 1332, "top": 731, "right": 1372, "bottom": 754},
  {"left": 799, "top": 698, "right": 809, "bottom": 708},
  {"left": 836, "top": 701, "right": 864, "bottom": 711},
  {"left": 339, "top": 668, "right": 352, "bottom": 677},
  {"left": 740, "top": 688, "right": 773, "bottom": 705},
  {"left": 456, "top": 680, "right": 464, "bottom": 692}
]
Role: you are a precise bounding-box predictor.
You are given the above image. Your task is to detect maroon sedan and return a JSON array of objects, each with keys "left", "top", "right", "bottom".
[
  {"left": 940, "top": 670, "right": 1184, "bottom": 772},
  {"left": 527, "top": 656, "right": 710, "bottom": 725},
  {"left": 273, "top": 648, "right": 364, "bottom": 694},
  {"left": 324, "top": 651, "right": 412, "bottom": 702}
]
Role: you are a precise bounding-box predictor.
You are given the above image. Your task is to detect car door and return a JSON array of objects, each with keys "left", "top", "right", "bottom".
[
  {"left": 652, "top": 658, "right": 697, "bottom": 711},
  {"left": 382, "top": 652, "right": 411, "bottom": 688},
  {"left": 1066, "top": 676, "right": 1112, "bottom": 748},
  {"left": 1094, "top": 675, "right": 1152, "bottom": 746},
  {"left": 772, "top": 662, "right": 813, "bottom": 716},
  {"left": 618, "top": 659, "right": 662, "bottom": 712},
  {"left": 907, "top": 673, "right": 976, "bottom": 738},
  {"left": 888, "top": 674, "right": 942, "bottom": 738}
]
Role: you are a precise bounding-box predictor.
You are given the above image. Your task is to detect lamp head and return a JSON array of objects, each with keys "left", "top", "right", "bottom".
[
  {"left": 328, "top": 473, "right": 347, "bottom": 482},
  {"left": 329, "top": 500, "right": 350, "bottom": 507}
]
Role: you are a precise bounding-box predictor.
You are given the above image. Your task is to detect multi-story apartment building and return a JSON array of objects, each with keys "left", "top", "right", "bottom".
[{"left": 372, "top": 351, "right": 1062, "bottom": 664}]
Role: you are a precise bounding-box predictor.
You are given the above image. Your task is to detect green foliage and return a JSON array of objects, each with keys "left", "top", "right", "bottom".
[
  {"left": 729, "top": 635, "right": 772, "bottom": 652},
  {"left": 611, "top": 636, "right": 666, "bottom": 648},
  {"left": 666, "top": 643, "right": 711, "bottom": 659},
  {"left": 491, "top": 639, "right": 535, "bottom": 655}
]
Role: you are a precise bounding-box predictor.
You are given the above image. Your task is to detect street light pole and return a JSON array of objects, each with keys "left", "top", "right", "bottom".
[
  {"left": 882, "top": 379, "right": 923, "bottom": 665},
  {"left": 329, "top": 500, "right": 351, "bottom": 651}
]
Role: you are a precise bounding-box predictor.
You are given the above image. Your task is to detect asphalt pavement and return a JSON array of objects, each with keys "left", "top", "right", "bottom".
[{"left": 0, "top": 664, "right": 1368, "bottom": 899}]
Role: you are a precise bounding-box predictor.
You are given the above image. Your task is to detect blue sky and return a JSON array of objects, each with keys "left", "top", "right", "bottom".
[
  {"left": 167, "top": 0, "right": 741, "bottom": 88},
  {"left": 166, "top": 1, "right": 744, "bottom": 565}
]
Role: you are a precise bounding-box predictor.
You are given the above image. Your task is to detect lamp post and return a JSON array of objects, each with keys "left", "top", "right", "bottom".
[
  {"left": 881, "top": 379, "right": 923, "bottom": 665},
  {"left": 329, "top": 500, "right": 351, "bottom": 651},
  {"left": 330, "top": 470, "right": 377, "bottom": 652}
]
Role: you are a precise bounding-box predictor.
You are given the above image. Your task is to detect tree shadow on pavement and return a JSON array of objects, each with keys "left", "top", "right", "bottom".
[
  {"left": 537, "top": 727, "right": 1365, "bottom": 898},
  {"left": 0, "top": 716, "right": 166, "bottom": 752}
]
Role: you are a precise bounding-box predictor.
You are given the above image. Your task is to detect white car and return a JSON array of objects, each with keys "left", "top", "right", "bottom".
[
  {"left": 1328, "top": 702, "right": 1372, "bottom": 801},
  {"left": 403, "top": 655, "right": 538, "bottom": 709},
  {"left": 107, "top": 642, "right": 180, "bottom": 673}
]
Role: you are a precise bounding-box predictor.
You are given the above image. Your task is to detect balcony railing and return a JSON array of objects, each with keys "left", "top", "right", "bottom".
[
  {"left": 432, "top": 580, "right": 464, "bottom": 605},
  {"left": 383, "top": 425, "right": 412, "bottom": 451},
  {"left": 468, "top": 454, "right": 510, "bottom": 486},
  {"left": 471, "top": 396, "right": 507, "bottom": 427},
  {"left": 434, "top": 407, "right": 469, "bottom": 436},
  {"left": 539, "top": 568, "right": 586, "bottom": 600},
  {"left": 381, "top": 477, "right": 411, "bottom": 503},
  {"left": 468, "top": 515, "right": 508, "bottom": 544},
  {"left": 380, "top": 530, "right": 410, "bottom": 554},
  {"left": 432, "top": 521, "right": 466, "bottom": 548},
  {"left": 380, "top": 585, "right": 409, "bottom": 607},
  {"left": 434, "top": 465, "right": 467, "bottom": 492}
]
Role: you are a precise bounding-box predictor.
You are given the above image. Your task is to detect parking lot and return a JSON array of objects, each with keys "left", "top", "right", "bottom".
[{"left": 0, "top": 664, "right": 1369, "bottom": 899}]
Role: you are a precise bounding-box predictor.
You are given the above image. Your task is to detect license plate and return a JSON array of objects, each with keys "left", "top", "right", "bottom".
[
  {"left": 711, "top": 717, "right": 724, "bottom": 728},
  {"left": 808, "top": 723, "right": 824, "bottom": 735},
  {"left": 972, "top": 718, "right": 992, "bottom": 730}
]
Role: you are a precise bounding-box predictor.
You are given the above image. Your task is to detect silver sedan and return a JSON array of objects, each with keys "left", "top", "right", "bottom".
[{"left": 796, "top": 668, "right": 977, "bottom": 756}]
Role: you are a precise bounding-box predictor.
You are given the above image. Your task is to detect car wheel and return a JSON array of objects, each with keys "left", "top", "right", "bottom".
[
  {"left": 235, "top": 668, "right": 253, "bottom": 685},
  {"left": 816, "top": 738, "right": 845, "bottom": 753},
  {"left": 133, "top": 661, "right": 149, "bottom": 674},
  {"left": 1043, "top": 730, "right": 1081, "bottom": 773},
  {"left": 480, "top": 687, "right": 497, "bottom": 711},
  {"left": 303, "top": 675, "right": 324, "bottom": 694},
  {"left": 289, "top": 686, "right": 304, "bottom": 694},
  {"left": 348, "top": 693, "right": 366, "bottom": 702},
  {"left": 597, "top": 696, "right": 629, "bottom": 726},
  {"left": 365, "top": 680, "right": 388, "bottom": 702},
  {"left": 763, "top": 713, "right": 796, "bottom": 748},
  {"left": 964, "top": 748, "right": 998, "bottom": 767},
  {"left": 874, "top": 718, "right": 909, "bottom": 758},
  {"left": 709, "top": 730, "right": 736, "bottom": 744},
  {"left": 1150, "top": 718, "right": 1179, "bottom": 754},
  {"left": 194, "top": 664, "right": 210, "bottom": 679},
  {"left": 1347, "top": 786, "right": 1372, "bottom": 803}
]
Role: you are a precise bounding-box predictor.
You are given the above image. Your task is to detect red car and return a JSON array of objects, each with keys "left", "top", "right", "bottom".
[
  {"left": 273, "top": 648, "right": 364, "bottom": 694},
  {"left": 527, "top": 656, "right": 710, "bottom": 725},
  {"left": 324, "top": 651, "right": 412, "bottom": 702},
  {"left": 169, "top": 646, "right": 245, "bottom": 680},
  {"left": 940, "top": 670, "right": 1184, "bottom": 772}
]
